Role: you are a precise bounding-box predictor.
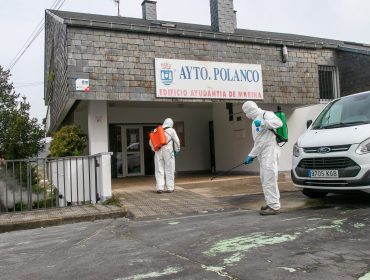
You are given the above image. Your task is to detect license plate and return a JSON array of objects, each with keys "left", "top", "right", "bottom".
[{"left": 307, "top": 170, "right": 339, "bottom": 178}]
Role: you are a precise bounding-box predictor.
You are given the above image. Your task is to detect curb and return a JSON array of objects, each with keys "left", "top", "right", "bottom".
[{"left": 0, "top": 209, "right": 128, "bottom": 233}]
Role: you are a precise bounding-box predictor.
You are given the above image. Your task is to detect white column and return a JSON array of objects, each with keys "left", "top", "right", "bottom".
[
  {"left": 100, "top": 153, "right": 112, "bottom": 200},
  {"left": 88, "top": 100, "right": 109, "bottom": 154},
  {"left": 88, "top": 101, "right": 112, "bottom": 201}
]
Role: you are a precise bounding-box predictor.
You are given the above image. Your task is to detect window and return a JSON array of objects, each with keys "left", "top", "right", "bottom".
[{"left": 318, "top": 65, "right": 339, "bottom": 100}]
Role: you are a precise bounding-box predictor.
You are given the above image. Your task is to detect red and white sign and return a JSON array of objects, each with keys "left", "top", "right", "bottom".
[
  {"left": 155, "top": 58, "right": 263, "bottom": 100},
  {"left": 76, "top": 79, "right": 90, "bottom": 92}
]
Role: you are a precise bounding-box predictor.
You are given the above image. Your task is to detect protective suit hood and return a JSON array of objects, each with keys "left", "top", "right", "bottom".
[
  {"left": 163, "top": 118, "right": 174, "bottom": 128},
  {"left": 242, "top": 101, "right": 262, "bottom": 120}
]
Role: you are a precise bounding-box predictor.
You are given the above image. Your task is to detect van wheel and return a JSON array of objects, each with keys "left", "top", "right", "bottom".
[{"left": 302, "top": 188, "right": 328, "bottom": 198}]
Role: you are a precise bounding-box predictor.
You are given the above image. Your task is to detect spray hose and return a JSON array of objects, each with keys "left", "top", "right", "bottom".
[{"left": 210, "top": 162, "right": 245, "bottom": 181}]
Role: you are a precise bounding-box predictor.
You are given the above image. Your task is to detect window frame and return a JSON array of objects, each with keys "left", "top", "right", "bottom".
[{"left": 318, "top": 65, "right": 340, "bottom": 102}]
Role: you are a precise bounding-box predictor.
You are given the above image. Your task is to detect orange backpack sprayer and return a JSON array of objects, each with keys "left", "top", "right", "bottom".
[{"left": 149, "top": 125, "right": 167, "bottom": 151}]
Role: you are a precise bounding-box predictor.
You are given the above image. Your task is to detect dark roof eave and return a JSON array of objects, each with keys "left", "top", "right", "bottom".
[
  {"left": 338, "top": 46, "right": 370, "bottom": 56},
  {"left": 47, "top": 10, "right": 370, "bottom": 54}
]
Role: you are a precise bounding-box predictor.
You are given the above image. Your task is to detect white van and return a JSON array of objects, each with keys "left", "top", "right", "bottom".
[{"left": 291, "top": 91, "right": 370, "bottom": 198}]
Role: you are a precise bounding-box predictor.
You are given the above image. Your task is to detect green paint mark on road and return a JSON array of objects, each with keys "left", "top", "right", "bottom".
[
  {"left": 201, "top": 265, "right": 235, "bottom": 279},
  {"left": 278, "top": 267, "right": 296, "bottom": 273},
  {"left": 354, "top": 223, "right": 365, "bottom": 229},
  {"left": 201, "top": 265, "right": 225, "bottom": 273},
  {"left": 317, "top": 218, "right": 347, "bottom": 232},
  {"left": 281, "top": 217, "right": 305, "bottom": 221},
  {"left": 359, "top": 271, "right": 370, "bottom": 280},
  {"left": 317, "top": 225, "right": 339, "bottom": 230},
  {"left": 168, "top": 221, "right": 179, "bottom": 225},
  {"left": 115, "top": 266, "right": 182, "bottom": 280},
  {"left": 224, "top": 252, "right": 242, "bottom": 265},
  {"left": 204, "top": 232, "right": 298, "bottom": 258},
  {"left": 201, "top": 233, "right": 299, "bottom": 278},
  {"left": 305, "top": 218, "right": 347, "bottom": 233},
  {"left": 333, "top": 219, "right": 346, "bottom": 225}
]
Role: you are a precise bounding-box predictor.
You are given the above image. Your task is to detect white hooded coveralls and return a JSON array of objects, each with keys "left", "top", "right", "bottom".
[
  {"left": 150, "top": 118, "right": 180, "bottom": 191},
  {"left": 242, "top": 101, "right": 283, "bottom": 210}
]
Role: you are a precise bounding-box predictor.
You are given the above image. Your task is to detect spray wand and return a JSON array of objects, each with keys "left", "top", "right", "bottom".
[{"left": 210, "top": 162, "right": 246, "bottom": 181}]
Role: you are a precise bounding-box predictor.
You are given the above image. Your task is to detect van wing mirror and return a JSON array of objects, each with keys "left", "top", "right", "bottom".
[{"left": 306, "top": 120, "right": 313, "bottom": 129}]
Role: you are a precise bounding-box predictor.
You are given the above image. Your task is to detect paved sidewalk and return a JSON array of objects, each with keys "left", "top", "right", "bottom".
[
  {"left": 0, "top": 173, "right": 297, "bottom": 232},
  {"left": 0, "top": 204, "right": 127, "bottom": 233},
  {"left": 115, "top": 172, "right": 298, "bottom": 219},
  {"left": 118, "top": 187, "right": 226, "bottom": 219}
]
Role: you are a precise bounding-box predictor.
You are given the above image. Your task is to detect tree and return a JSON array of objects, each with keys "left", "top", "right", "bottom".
[
  {"left": 49, "top": 125, "right": 88, "bottom": 157},
  {"left": 0, "top": 65, "right": 45, "bottom": 159}
]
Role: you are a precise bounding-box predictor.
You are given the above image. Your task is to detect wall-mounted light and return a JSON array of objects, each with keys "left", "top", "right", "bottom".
[{"left": 282, "top": 45, "right": 288, "bottom": 63}]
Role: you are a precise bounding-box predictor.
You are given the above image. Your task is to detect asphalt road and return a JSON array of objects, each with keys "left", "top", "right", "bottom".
[{"left": 0, "top": 192, "right": 370, "bottom": 280}]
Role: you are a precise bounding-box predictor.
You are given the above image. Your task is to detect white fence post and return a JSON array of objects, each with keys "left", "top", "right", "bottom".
[{"left": 98, "top": 153, "right": 112, "bottom": 202}]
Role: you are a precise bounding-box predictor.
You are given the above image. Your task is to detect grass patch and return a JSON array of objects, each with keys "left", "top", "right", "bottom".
[{"left": 102, "top": 193, "right": 122, "bottom": 207}]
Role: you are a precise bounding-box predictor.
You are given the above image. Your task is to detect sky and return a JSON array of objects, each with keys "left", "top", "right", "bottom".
[{"left": 1, "top": 0, "right": 370, "bottom": 123}]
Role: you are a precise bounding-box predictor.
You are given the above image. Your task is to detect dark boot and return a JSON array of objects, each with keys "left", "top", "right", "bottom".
[{"left": 260, "top": 206, "right": 280, "bottom": 215}]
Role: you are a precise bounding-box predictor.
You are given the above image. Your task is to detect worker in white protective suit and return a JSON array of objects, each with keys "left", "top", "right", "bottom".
[
  {"left": 149, "top": 118, "right": 180, "bottom": 193},
  {"left": 242, "top": 101, "right": 283, "bottom": 215}
]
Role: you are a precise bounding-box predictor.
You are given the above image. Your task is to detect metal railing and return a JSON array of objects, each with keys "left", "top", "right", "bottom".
[{"left": 0, "top": 154, "right": 106, "bottom": 213}]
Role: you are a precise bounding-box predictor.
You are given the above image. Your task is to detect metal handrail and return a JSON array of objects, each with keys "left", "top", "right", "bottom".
[{"left": 0, "top": 153, "right": 111, "bottom": 213}]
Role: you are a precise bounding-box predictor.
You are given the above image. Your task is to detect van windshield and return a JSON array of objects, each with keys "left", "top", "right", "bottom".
[{"left": 312, "top": 92, "right": 370, "bottom": 129}]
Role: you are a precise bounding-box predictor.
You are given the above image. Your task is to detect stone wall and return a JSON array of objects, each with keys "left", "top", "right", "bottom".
[{"left": 66, "top": 27, "right": 337, "bottom": 105}]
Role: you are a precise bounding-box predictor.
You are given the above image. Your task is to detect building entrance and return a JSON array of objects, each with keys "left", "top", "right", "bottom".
[
  {"left": 143, "top": 126, "right": 156, "bottom": 175},
  {"left": 110, "top": 124, "right": 156, "bottom": 178},
  {"left": 123, "top": 126, "right": 144, "bottom": 176}
]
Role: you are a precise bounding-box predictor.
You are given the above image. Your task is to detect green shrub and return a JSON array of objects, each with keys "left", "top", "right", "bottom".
[{"left": 49, "top": 125, "right": 88, "bottom": 157}]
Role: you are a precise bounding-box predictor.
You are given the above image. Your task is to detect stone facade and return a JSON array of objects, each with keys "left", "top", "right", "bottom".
[
  {"left": 66, "top": 27, "right": 335, "bottom": 105},
  {"left": 45, "top": 10, "right": 370, "bottom": 133}
]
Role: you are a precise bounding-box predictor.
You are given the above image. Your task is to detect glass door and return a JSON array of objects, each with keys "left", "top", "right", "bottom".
[
  {"left": 114, "top": 125, "right": 123, "bottom": 177},
  {"left": 122, "top": 126, "right": 144, "bottom": 176}
]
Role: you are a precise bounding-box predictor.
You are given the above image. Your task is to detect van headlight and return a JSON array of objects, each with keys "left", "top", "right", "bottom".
[
  {"left": 356, "top": 138, "right": 370, "bottom": 155},
  {"left": 293, "top": 142, "right": 300, "bottom": 157}
]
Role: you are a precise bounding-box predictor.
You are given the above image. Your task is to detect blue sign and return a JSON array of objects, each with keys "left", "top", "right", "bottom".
[{"left": 161, "top": 69, "right": 173, "bottom": 86}]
